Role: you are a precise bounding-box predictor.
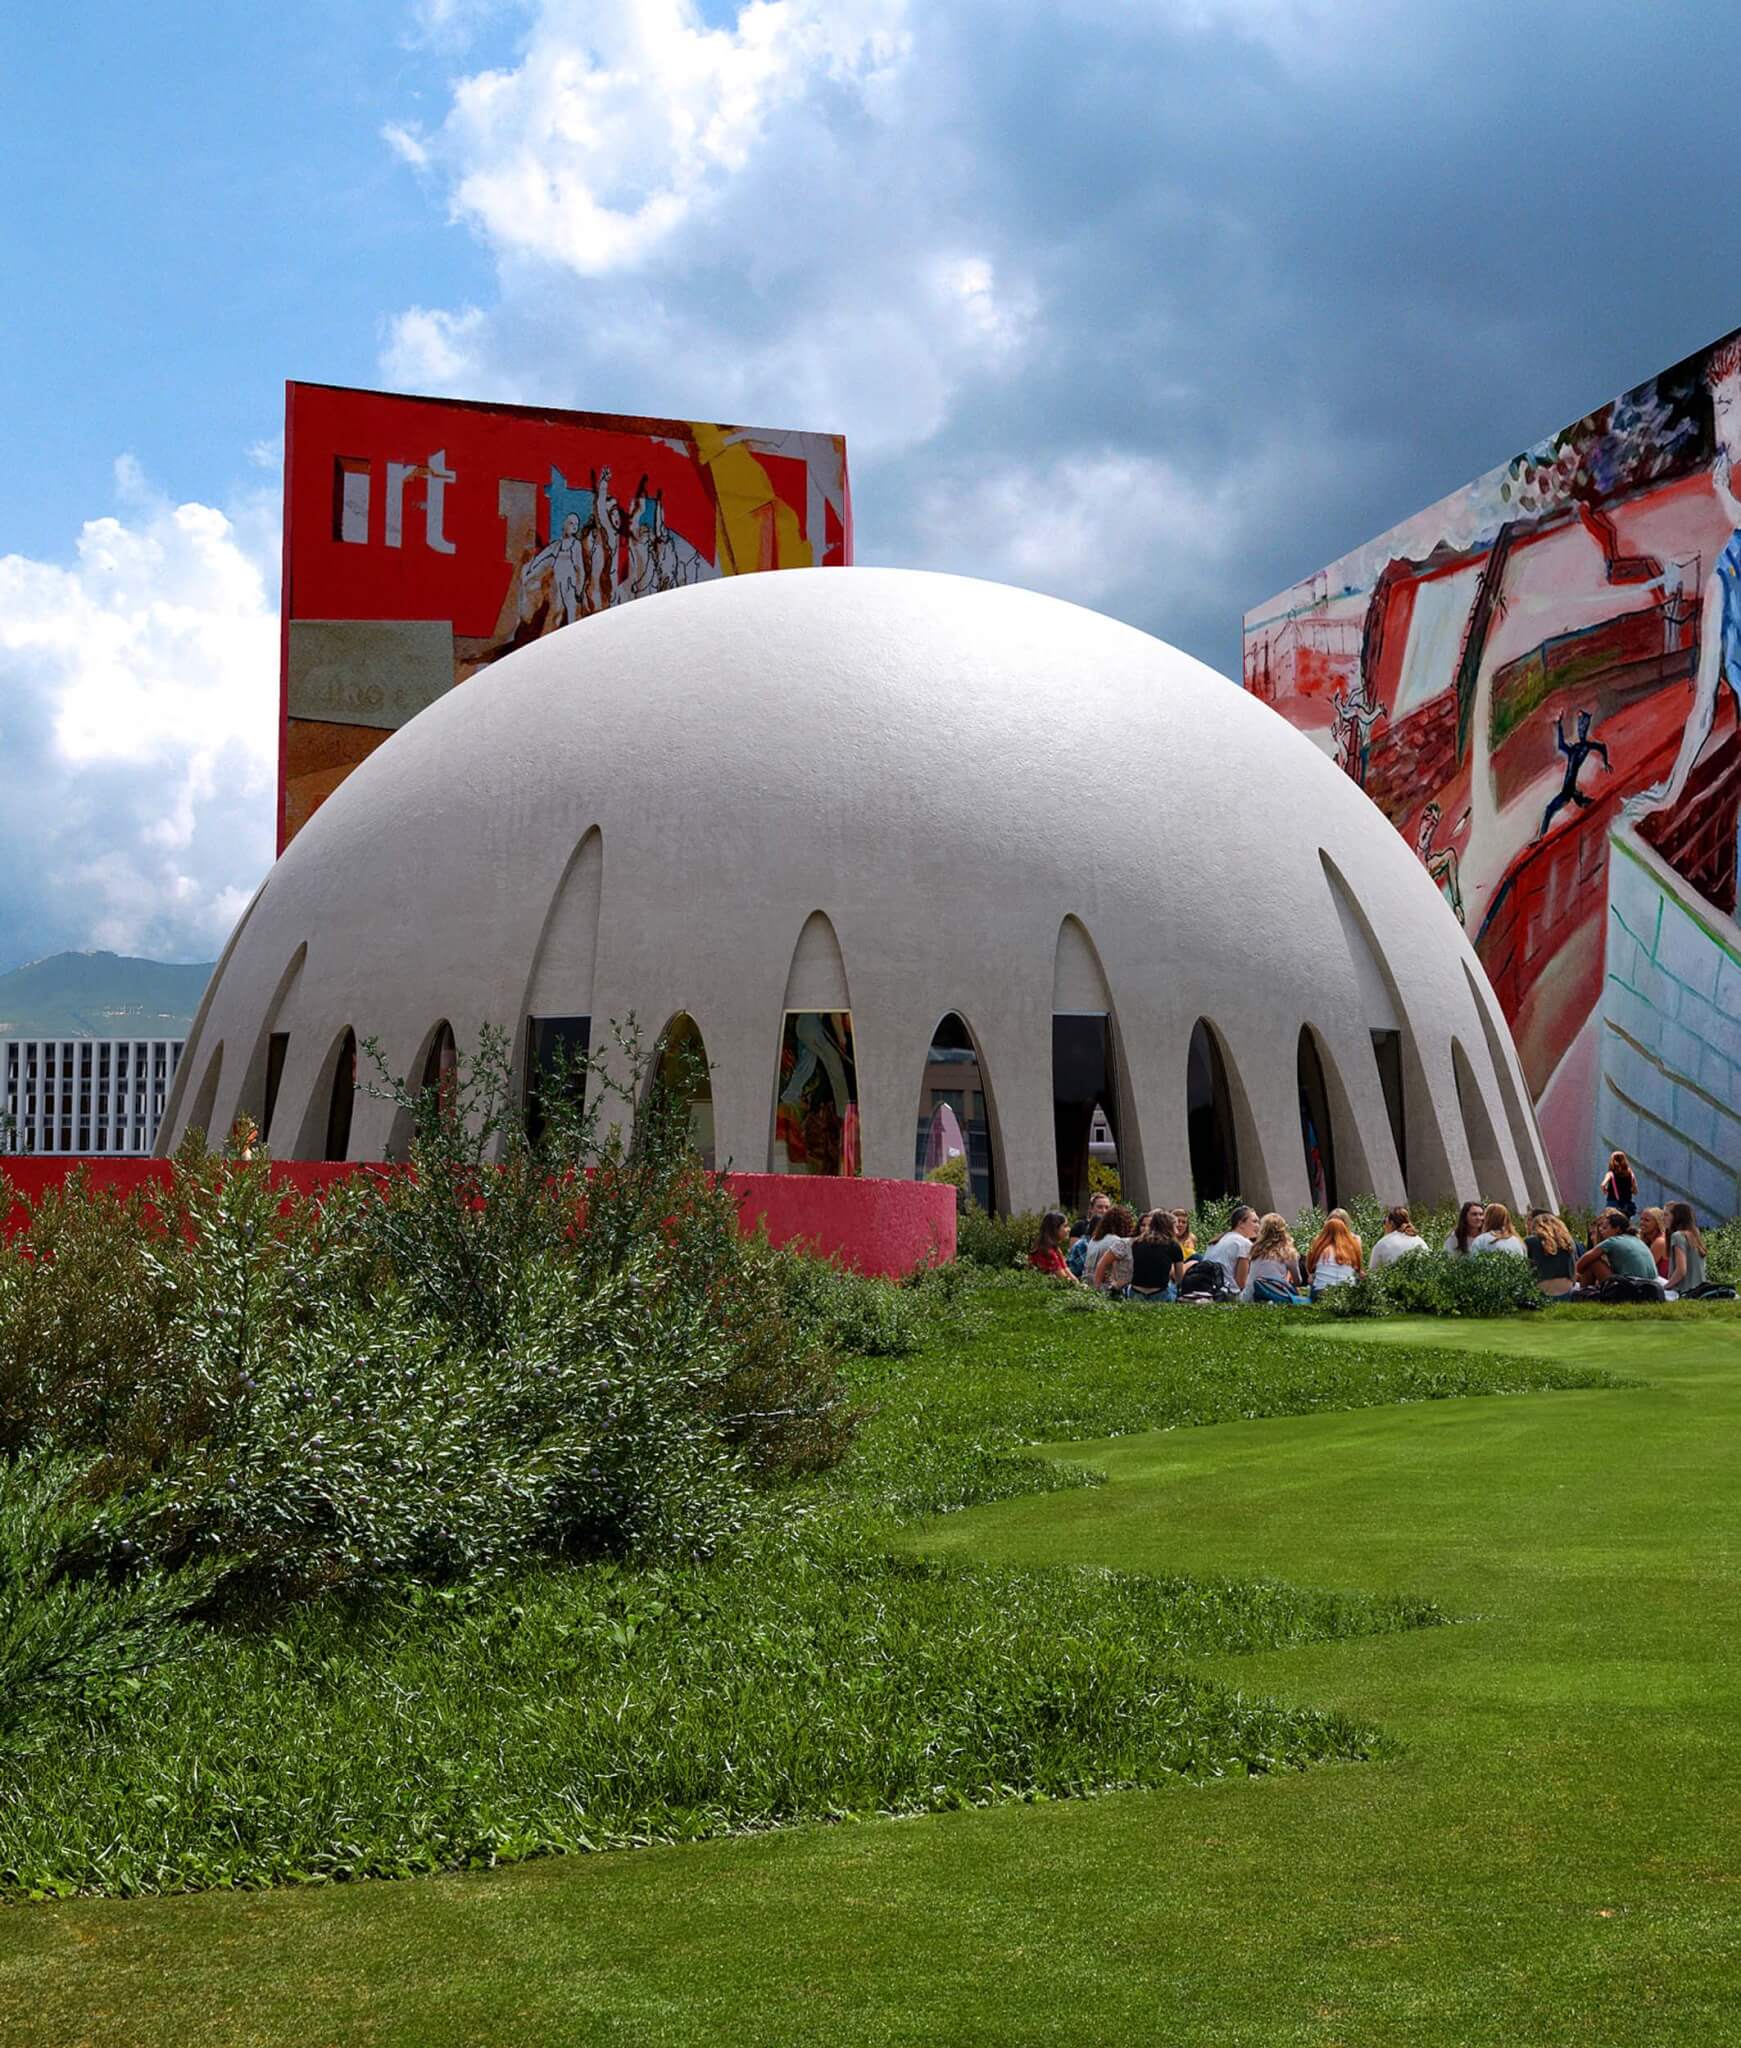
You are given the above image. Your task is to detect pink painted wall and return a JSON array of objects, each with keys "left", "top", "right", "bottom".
[{"left": 0, "top": 1160, "right": 955, "bottom": 1279}]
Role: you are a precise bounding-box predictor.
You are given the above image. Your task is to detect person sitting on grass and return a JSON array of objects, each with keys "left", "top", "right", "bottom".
[
  {"left": 1369, "top": 1205, "right": 1427, "bottom": 1271},
  {"left": 1664, "top": 1203, "right": 1710, "bottom": 1296},
  {"left": 1067, "top": 1192, "right": 1112, "bottom": 1277},
  {"left": 1171, "top": 1207, "right": 1197, "bottom": 1259},
  {"left": 1128, "top": 1210, "right": 1185, "bottom": 1302},
  {"left": 1524, "top": 1210, "right": 1579, "bottom": 1297},
  {"left": 1028, "top": 1210, "right": 1080, "bottom": 1281},
  {"left": 1471, "top": 1202, "right": 1528, "bottom": 1256},
  {"left": 1088, "top": 1204, "right": 1138, "bottom": 1293},
  {"left": 1305, "top": 1210, "right": 1363, "bottom": 1298},
  {"left": 1576, "top": 1209, "right": 1664, "bottom": 1294},
  {"left": 1241, "top": 1213, "right": 1310, "bottom": 1304},
  {"left": 1444, "top": 1200, "right": 1486, "bottom": 1257},
  {"left": 1637, "top": 1206, "right": 1671, "bottom": 1278},
  {"left": 1198, "top": 1204, "right": 1258, "bottom": 1295}
]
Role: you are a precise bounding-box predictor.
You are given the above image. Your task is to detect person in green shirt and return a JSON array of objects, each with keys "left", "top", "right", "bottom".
[{"left": 1576, "top": 1209, "right": 1664, "bottom": 1292}]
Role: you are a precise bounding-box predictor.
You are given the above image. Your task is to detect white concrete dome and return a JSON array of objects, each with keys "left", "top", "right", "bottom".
[{"left": 163, "top": 568, "right": 1555, "bottom": 1217}]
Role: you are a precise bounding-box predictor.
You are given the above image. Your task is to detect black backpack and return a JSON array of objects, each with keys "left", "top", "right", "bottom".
[
  {"left": 1595, "top": 1274, "right": 1664, "bottom": 1305},
  {"left": 1177, "top": 1258, "right": 1235, "bottom": 1302}
]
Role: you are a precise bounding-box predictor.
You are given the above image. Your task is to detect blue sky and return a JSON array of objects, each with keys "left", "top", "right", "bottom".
[{"left": 1, "top": 0, "right": 1738, "bottom": 972}]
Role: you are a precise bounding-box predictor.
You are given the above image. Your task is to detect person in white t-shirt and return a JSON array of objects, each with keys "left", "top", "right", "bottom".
[
  {"left": 1444, "top": 1200, "right": 1486, "bottom": 1257},
  {"left": 1369, "top": 1205, "right": 1428, "bottom": 1272},
  {"left": 1199, "top": 1204, "right": 1258, "bottom": 1293},
  {"left": 1469, "top": 1201, "right": 1529, "bottom": 1256}
]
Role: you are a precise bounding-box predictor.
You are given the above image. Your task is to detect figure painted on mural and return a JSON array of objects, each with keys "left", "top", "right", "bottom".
[
  {"left": 618, "top": 474, "right": 654, "bottom": 605},
  {"left": 521, "top": 512, "right": 588, "bottom": 628},
  {"left": 1415, "top": 801, "right": 1467, "bottom": 924},
  {"left": 1330, "top": 678, "right": 1386, "bottom": 786},
  {"left": 1537, "top": 710, "right": 1612, "bottom": 838},
  {"left": 1627, "top": 338, "right": 1741, "bottom": 822}
]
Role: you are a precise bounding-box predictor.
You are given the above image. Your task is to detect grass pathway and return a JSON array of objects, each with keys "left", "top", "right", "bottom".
[{"left": 3, "top": 1313, "right": 1736, "bottom": 2044}]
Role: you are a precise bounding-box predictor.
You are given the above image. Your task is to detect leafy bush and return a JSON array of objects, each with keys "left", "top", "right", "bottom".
[
  {"left": 956, "top": 1205, "right": 1049, "bottom": 1270},
  {"left": 1706, "top": 1217, "right": 1741, "bottom": 1285},
  {"left": 0, "top": 1454, "right": 211, "bottom": 1740},
  {"left": 1087, "top": 1159, "right": 1122, "bottom": 1200},
  {"left": 1362, "top": 1247, "right": 1543, "bottom": 1318},
  {"left": 0, "top": 1026, "right": 854, "bottom": 1617}
]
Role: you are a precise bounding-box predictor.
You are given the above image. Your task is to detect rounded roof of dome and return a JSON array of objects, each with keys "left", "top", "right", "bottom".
[{"left": 165, "top": 566, "right": 1553, "bottom": 1216}]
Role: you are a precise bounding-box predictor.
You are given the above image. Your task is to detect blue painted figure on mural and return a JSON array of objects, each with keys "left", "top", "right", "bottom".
[
  {"left": 1538, "top": 710, "right": 1612, "bottom": 839},
  {"left": 1627, "top": 337, "right": 1741, "bottom": 835}
]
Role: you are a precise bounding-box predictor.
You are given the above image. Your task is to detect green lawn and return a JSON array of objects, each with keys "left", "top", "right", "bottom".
[{"left": 3, "top": 1307, "right": 1737, "bottom": 2045}]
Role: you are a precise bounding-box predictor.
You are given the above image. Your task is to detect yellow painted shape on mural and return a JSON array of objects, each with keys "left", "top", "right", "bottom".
[{"left": 690, "top": 422, "right": 813, "bottom": 576}]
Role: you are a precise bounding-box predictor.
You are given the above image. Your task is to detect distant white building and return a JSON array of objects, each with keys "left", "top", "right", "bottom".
[{"left": 2, "top": 1038, "right": 184, "bottom": 1155}]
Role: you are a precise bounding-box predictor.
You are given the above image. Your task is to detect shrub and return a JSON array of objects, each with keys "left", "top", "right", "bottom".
[
  {"left": 0, "top": 1026, "right": 855, "bottom": 1616},
  {"left": 1087, "top": 1159, "right": 1123, "bottom": 1201},
  {"left": 1706, "top": 1217, "right": 1741, "bottom": 1285},
  {"left": 1371, "top": 1247, "right": 1543, "bottom": 1318},
  {"left": 957, "top": 1207, "right": 1048, "bottom": 1270},
  {"left": 0, "top": 1453, "right": 211, "bottom": 1742}
]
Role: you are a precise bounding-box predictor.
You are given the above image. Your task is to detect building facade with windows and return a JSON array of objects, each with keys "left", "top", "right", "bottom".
[
  {"left": 157, "top": 568, "right": 1552, "bottom": 1218},
  {"left": 2, "top": 1037, "right": 184, "bottom": 1156}
]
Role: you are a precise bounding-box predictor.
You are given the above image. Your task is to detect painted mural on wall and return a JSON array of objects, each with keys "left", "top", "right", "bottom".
[
  {"left": 1243, "top": 327, "right": 1741, "bottom": 1210},
  {"left": 280, "top": 382, "right": 851, "bottom": 849}
]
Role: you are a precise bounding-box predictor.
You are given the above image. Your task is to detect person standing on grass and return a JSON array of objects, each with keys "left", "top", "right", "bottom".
[
  {"left": 1524, "top": 1211, "right": 1578, "bottom": 1296},
  {"left": 1089, "top": 1205, "right": 1138, "bottom": 1293},
  {"left": 1201, "top": 1204, "right": 1258, "bottom": 1294},
  {"left": 1600, "top": 1151, "right": 1638, "bottom": 1220},
  {"left": 1445, "top": 1201, "right": 1486, "bottom": 1257},
  {"left": 1028, "top": 1211, "right": 1079, "bottom": 1281},
  {"left": 1370, "top": 1206, "right": 1427, "bottom": 1271}
]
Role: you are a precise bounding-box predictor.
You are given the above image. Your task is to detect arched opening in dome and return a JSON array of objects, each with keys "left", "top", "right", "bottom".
[
  {"left": 773, "top": 1010, "right": 859, "bottom": 1177},
  {"left": 1462, "top": 962, "right": 1551, "bottom": 1210},
  {"left": 1186, "top": 1020, "right": 1240, "bottom": 1203},
  {"left": 316, "top": 1028, "right": 357, "bottom": 1163},
  {"left": 1319, "top": 849, "right": 1455, "bottom": 1203},
  {"left": 234, "top": 942, "right": 306, "bottom": 1150},
  {"left": 518, "top": 826, "right": 602, "bottom": 1145},
  {"left": 1451, "top": 1036, "right": 1507, "bottom": 1198},
  {"left": 387, "top": 1020, "right": 459, "bottom": 1160},
  {"left": 914, "top": 1013, "right": 997, "bottom": 1213},
  {"left": 1053, "top": 917, "right": 1122, "bottom": 1213},
  {"left": 184, "top": 1041, "right": 224, "bottom": 1148},
  {"left": 1297, "top": 1027, "right": 1339, "bottom": 1211},
  {"left": 651, "top": 1012, "right": 716, "bottom": 1170}
]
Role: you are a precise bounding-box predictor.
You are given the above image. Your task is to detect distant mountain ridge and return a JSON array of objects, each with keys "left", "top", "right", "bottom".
[{"left": 0, "top": 952, "right": 214, "bottom": 1039}]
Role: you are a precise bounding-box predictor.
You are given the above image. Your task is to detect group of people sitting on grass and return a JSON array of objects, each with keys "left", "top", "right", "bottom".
[{"left": 1027, "top": 1183, "right": 1729, "bottom": 1305}]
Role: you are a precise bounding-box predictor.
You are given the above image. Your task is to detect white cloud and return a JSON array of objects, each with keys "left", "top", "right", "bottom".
[
  {"left": 905, "top": 450, "right": 1260, "bottom": 613},
  {"left": 429, "top": 0, "right": 910, "bottom": 275},
  {"left": 0, "top": 464, "right": 277, "bottom": 965}
]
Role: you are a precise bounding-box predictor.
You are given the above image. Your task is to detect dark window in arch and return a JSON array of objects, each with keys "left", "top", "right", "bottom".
[
  {"left": 915, "top": 1013, "right": 996, "bottom": 1212},
  {"left": 1052, "top": 1014, "right": 1118, "bottom": 1214},
  {"left": 1370, "top": 1029, "right": 1407, "bottom": 1183},
  {"left": 262, "top": 1033, "right": 290, "bottom": 1145},
  {"left": 1186, "top": 1020, "right": 1239, "bottom": 1202},
  {"left": 324, "top": 1029, "right": 357, "bottom": 1162},
  {"left": 421, "top": 1021, "right": 458, "bottom": 1105},
  {"left": 524, "top": 1015, "right": 591, "bottom": 1148},
  {"left": 654, "top": 1013, "right": 716, "bottom": 1170},
  {"left": 774, "top": 1011, "right": 858, "bottom": 1176},
  {"left": 1297, "top": 1028, "right": 1338, "bottom": 1211}
]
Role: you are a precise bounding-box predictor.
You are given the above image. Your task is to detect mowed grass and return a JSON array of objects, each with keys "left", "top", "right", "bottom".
[{"left": 2, "top": 1301, "right": 1737, "bottom": 2044}]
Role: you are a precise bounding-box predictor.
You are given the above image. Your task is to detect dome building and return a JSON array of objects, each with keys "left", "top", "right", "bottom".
[{"left": 161, "top": 569, "right": 1555, "bottom": 1219}]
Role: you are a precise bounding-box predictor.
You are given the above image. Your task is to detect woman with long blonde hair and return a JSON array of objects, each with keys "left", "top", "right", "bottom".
[
  {"left": 1637, "top": 1206, "right": 1670, "bottom": 1277},
  {"left": 1471, "top": 1202, "right": 1527, "bottom": 1256},
  {"left": 1524, "top": 1210, "right": 1577, "bottom": 1296},
  {"left": 1242, "top": 1212, "right": 1307, "bottom": 1304}
]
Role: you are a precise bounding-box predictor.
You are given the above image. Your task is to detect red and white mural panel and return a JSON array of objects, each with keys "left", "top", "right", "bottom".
[{"left": 1244, "top": 330, "right": 1741, "bottom": 1207}]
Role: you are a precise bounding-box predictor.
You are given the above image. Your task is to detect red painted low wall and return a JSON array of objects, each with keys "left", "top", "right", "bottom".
[{"left": 0, "top": 1160, "right": 956, "bottom": 1279}]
